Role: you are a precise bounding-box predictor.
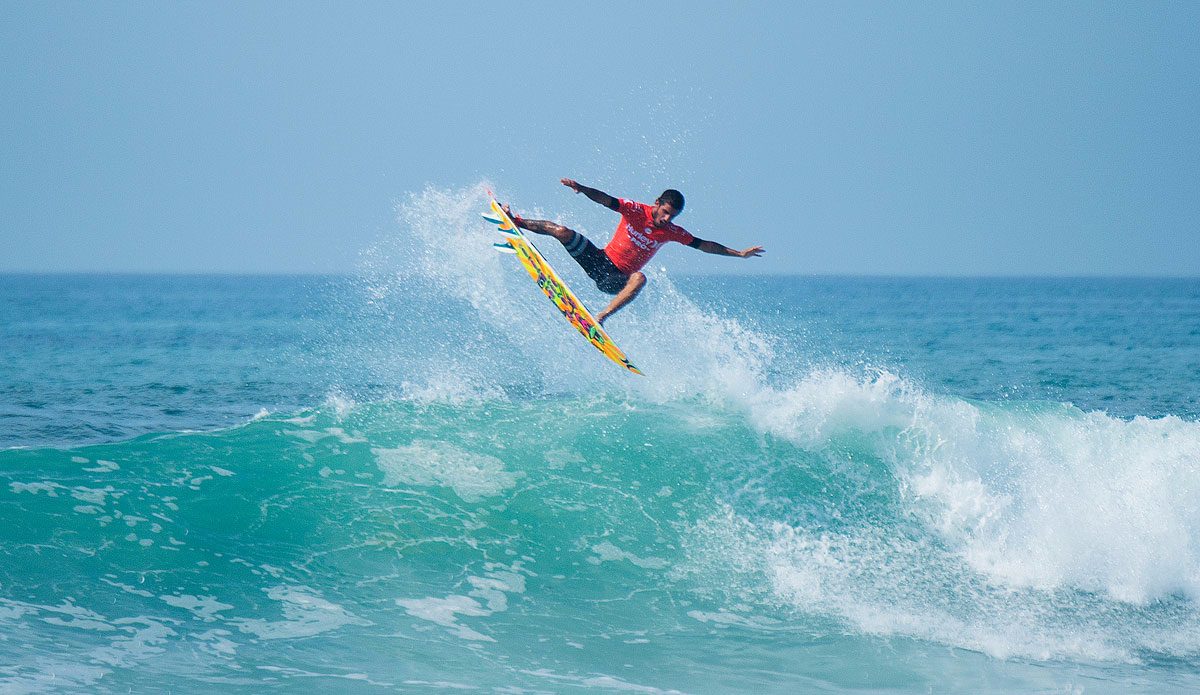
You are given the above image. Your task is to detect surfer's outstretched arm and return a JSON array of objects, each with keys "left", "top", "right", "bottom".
[
  {"left": 561, "top": 178, "right": 620, "bottom": 212},
  {"left": 688, "top": 237, "right": 766, "bottom": 259}
]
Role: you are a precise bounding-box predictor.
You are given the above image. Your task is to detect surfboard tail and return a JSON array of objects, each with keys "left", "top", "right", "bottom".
[{"left": 482, "top": 197, "right": 519, "bottom": 233}]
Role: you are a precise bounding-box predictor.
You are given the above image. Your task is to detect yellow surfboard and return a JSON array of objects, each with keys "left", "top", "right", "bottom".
[{"left": 484, "top": 195, "right": 643, "bottom": 375}]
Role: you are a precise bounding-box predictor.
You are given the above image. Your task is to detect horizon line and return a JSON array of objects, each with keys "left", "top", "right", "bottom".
[{"left": 2, "top": 270, "right": 1198, "bottom": 281}]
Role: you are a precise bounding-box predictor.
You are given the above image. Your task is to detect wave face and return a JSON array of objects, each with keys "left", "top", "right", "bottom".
[{"left": 3, "top": 185, "right": 1200, "bottom": 693}]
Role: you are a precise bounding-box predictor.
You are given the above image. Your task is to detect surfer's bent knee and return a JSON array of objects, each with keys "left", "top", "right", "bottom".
[
  {"left": 563, "top": 229, "right": 589, "bottom": 256},
  {"left": 626, "top": 272, "right": 647, "bottom": 295}
]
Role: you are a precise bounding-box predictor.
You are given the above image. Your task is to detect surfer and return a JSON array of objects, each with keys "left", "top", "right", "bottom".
[{"left": 504, "top": 178, "right": 765, "bottom": 324}]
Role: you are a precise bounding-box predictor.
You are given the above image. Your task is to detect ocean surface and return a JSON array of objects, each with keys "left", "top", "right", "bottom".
[{"left": 3, "top": 187, "right": 1200, "bottom": 693}]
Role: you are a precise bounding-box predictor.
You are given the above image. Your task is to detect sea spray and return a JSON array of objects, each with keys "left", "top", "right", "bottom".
[
  {"left": 697, "top": 366, "right": 1200, "bottom": 661},
  {"left": 242, "top": 187, "right": 1200, "bottom": 667},
  {"left": 4, "top": 189, "right": 1200, "bottom": 692}
]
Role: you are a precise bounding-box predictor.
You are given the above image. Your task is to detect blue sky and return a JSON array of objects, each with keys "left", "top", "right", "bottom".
[{"left": 2, "top": 1, "right": 1197, "bottom": 275}]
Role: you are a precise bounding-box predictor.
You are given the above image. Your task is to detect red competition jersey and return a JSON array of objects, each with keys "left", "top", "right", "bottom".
[{"left": 603, "top": 199, "right": 695, "bottom": 274}]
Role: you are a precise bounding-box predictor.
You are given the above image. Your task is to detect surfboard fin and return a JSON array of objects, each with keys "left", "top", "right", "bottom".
[
  {"left": 493, "top": 241, "right": 516, "bottom": 254},
  {"left": 483, "top": 201, "right": 518, "bottom": 231}
]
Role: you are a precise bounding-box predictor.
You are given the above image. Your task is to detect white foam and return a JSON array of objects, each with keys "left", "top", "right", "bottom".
[
  {"left": 691, "top": 363, "right": 1200, "bottom": 661},
  {"left": 193, "top": 629, "right": 239, "bottom": 657},
  {"left": 687, "top": 610, "right": 780, "bottom": 629},
  {"left": 398, "top": 374, "right": 504, "bottom": 404},
  {"left": 70, "top": 486, "right": 115, "bottom": 506},
  {"left": 9, "top": 481, "right": 63, "bottom": 497},
  {"left": 910, "top": 408, "right": 1200, "bottom": 603},
  {"left": 232, "top": 585, "right": 369, "bottom": 640},
  {"left": 725, "top": 364, "right": 1200, "bottom": 605},
  {"left": 763, "top": 520, "right": 1135, "bottom": 662},
  {"left": 358, "top": 183, "right": 541, "bottom": 399},
  {"left": 160, "top": 593, "right": 234, "bottom": 622},
  {"left": 397, "top": 563, "right": 529, "bottom": 643},
  {"left": 395, "top": 595, "right": 494, "bottom": 642},
  {"left": 589, "top": 541, "right": 668, "bottom": 570},
  {"left": 521, "top": 668, "right": 686, "bottom": 694},
  {"left": 617, "top": 275, "right": 776, "bottom": 401},
  {"left": 373, "top": 440, "right": 521, "bottom": 503},
  {"left": 0, "top": 658, "right": 108, "bottom": 694},
  {"left": 467, "top": 568, "right": 527, "bottom": 613},
  {"left": 88, "top": 617, "right": 177, "bottom": 668},
  {"left": 323, "top": 393, "right": 357, "bottom": 418}
]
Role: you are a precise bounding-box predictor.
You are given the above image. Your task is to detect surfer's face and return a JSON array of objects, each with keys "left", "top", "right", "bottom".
[{"left": 651, "top": 201, "right": 680, "bottom": 227}]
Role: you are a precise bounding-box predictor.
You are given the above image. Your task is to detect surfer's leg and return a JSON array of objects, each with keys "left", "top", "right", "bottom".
[
  {"left": 562, "top": 234, "right": 624, "bottom": 291},
  {"left": 596, "top": 272, "right": 646, "bottom": 325},
  {"left": 511, "top": 216, "right": 577, "bottom": 246}
]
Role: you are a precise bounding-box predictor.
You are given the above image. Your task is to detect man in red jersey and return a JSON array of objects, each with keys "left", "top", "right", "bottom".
[{"left": 504, "top": 178, "right": 765, "bottom": 324}]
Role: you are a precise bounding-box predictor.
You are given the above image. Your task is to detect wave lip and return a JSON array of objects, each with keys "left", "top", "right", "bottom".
[{"left": 704, "top": 365, "right": 1200, "bottom": 661}]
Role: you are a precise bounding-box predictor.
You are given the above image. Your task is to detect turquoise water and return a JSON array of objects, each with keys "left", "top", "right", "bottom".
[{"left": 3, "top": 186, "right": 1200, "bottom": 693}]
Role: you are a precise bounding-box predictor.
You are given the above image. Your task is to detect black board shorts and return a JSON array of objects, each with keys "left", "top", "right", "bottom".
[{"left": 564, "top": 231, "right": 629, "bottom": 295}]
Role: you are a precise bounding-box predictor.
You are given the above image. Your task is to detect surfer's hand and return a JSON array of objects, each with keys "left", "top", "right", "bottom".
[
  {"left": 561, "top": 178, "right": 581, "bottom": 193},
  {"left": 739, "top": 246, "right": 765, "bottom": 258}
]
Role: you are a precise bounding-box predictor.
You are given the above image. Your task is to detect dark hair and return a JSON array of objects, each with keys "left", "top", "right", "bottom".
[{"left": 657, "top": 189, "right": 685, "bottom": 212}]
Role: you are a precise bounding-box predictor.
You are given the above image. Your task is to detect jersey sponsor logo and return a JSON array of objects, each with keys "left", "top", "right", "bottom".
[{"left": 624, "top": 222, "right": 661, "bottom": 251}]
